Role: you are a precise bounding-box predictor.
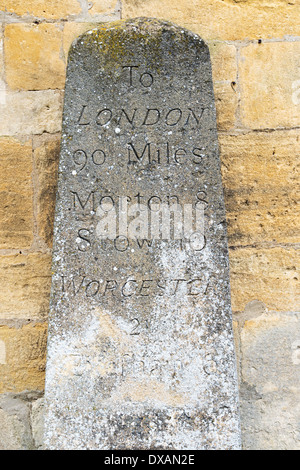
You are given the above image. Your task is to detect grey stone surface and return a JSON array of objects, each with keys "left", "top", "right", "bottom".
[
  {"left": 0, "top": 408, "right": 26, "bottom": 450},
  {"left": 44, "top": 18, "right": 241, "bottom": 450},
  {"left": 31, "top": 397, "right": 45, "bottom": 449},
  {"left": 239, "top": 311, "right": 300, "bottom": 450},
  {"left": 0, "top": 393, "right": 35, "bottom": 450}
]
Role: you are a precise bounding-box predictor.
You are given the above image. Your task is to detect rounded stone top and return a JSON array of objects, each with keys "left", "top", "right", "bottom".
[{"left": 71, "top": 17, "right": 205, "bottom": 54}]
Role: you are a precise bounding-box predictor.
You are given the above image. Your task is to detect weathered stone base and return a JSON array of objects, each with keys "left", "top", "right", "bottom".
[{"left": 0, "top": 391, "right": 44, "bottom": 450}]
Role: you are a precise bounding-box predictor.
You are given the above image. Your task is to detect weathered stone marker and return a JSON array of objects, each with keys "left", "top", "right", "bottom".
[{"left": 44, "top": 18, "right": 241, "bottom": 450}]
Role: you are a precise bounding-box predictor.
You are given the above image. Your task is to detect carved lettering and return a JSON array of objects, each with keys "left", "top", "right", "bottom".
[
  {"left": 61, "top": 275, "right": 86, "bottom": 296},
  {"left": 142, "top": 108, "right": 160, "bottom": 126},
  {"left": 119, "top": 108, "right": 137, "bottom": 125},
  {"left": 96, "top": 108, "right": 112, "bottom": 126},
  {"left": 77, "top": 229, "right": 91, "bottom": 252},
  {"left": 122, "top": 65, "right": 139, "bottom": 86},
  {"left": 122, "top": 66, "right": 154, "bottom": 88},
  {"left": 78, "top": 104, "right": 90, "bottom": 125},
  {"left": 166, "top": 108, "right": 182, "bottom": 126},
  {"left": 76, "top": 105, "right": 206, "bottom": 129},
  {"left": 128, "top": 143, "right": 151, "bottom": 164},
  {"left": 60, "top": 274, "right": 209, "bottom": 299},
  {"left": 103, "top": 280, "right": 118, "bottom": 296},
  {"left": 139, "top": 72, "right": 154, "bottom": 88},
  {"left": 136, "top": 239, "right": 154, "bottom": 249},
  {"left": 71, "top": 191, "right": 95, "bottom": 211}
]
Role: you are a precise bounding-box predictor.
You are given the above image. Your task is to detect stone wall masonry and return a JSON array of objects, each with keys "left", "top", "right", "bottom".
[{"left": 0, "top": 0, "right": 299, "bottom": 450}]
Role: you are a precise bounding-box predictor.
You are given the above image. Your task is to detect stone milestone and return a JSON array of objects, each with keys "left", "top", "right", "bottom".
[{"left": 44, "top": 18, "right": 241, "bottom": 450}]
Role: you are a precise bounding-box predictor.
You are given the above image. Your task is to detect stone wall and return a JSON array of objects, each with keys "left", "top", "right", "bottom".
[{"left": 0, "top": 0, "right": 299, "bottom": 450}]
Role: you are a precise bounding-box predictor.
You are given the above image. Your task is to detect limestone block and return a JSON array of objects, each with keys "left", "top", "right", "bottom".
[
  {"left": 239, "top": 42, "right": 300, "bottom": 129},
  {"left": 0, "top": 137, "right": 33, "bottom": 250},
  {"left": 219, "top": 130, "right": 300, "bottom": 246},
  {"left": 5, "top": 23, "right": 65, "bottom": 91},
  {"left": 214, "top": 81, "right": 238, "bottom": 130},
  {"left": 209, "top": 42, "right": 237, "bottom": 83},
  {"left": 0, "top": 91, "right": 62, "bottom": 135},
  {"left": 229, "top": 247, "right": 299, "bottom": 312},
  {"left": 0, "top": 0, "right": 81, "bottom": 19},
  {"left": 0, "top": 254, "right": 52, "bottom": 320},
  {"left": 33, "top": 135, "right": 60, "bottom": 248},
  {"left": 88, "top": 0, "right": 119, "bottom": 15},
  {"left": 0, "top": 324, "right": 47, "bottom": 393},
  {"left": 122, "top": 0, "right": 300, "bottom": 41}
]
